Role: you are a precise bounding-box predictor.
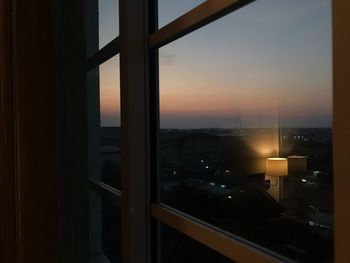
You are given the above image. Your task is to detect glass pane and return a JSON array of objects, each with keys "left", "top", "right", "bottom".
[
  {"left": 99, "top": 0, "right": 119, "bottom": 49},
  {"left": 159, "top": 0, "right": 333, "bottom": 262},
  {"left": 158, "top": 0, "right": 205, "bottom": 28},
  {"left": 87, "top": 56, "right": 121, "bottom": 190},
  {"left": 100, "top": 56, "right": 121, "bottom": 189},
  {"left": 90, "top": 191, "right": 122, "bottom": 262},
  {"left": 161, "top": 224, "right": 234, "bottom": 263}
]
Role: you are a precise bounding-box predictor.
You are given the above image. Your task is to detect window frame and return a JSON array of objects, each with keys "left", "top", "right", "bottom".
[{"left": 86, "top": 0, "right": 349, "bottom": 263}]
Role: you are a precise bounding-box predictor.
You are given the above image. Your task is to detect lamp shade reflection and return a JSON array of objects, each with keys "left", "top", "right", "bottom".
[{"left": 266, "top": 158, "right": 288, "bottom": 177}]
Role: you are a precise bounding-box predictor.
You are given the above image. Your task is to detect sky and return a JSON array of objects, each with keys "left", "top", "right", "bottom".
[{"left": 98, "top": 0, "right": 332, "bottom": 129}]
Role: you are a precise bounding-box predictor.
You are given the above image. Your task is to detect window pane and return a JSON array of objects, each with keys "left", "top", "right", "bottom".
[
  {"left": 161, "top": 223, "right": 234, "bottom": 263},
  {"left": 100, "top": 56, "right": 121, "bottom": 189},
  {"left": 159, "top": 0, "right": 333, "bottom": 262},
  {"left": 90, "top": 191, "right": 122, "bottom": 262},
  {"left": 99, "top": 0, "right": 119, "bottom": 49},
  {"left": 87, "top": 56, "right": 121, "bottom": 190},
  {"left": 158, "top": 0, "right": 205, "bottom": 28}
]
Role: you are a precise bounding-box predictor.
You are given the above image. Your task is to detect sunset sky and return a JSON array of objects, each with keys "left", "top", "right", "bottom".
[{"left": 98, "top": 0, "right": 332, "bottom": 128}]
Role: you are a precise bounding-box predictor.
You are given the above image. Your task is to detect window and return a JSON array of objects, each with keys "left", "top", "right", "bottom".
[
  {"left": 85, "top": 0, "right": 339, "bottom": 262},
  {"left": 2, "top": 0, "right": 348, "bottom": 262},
  {"left": 158, "top": 1, "right": 333, "bottom": 261},
  {"left": 98, "top": 0, "right": 119, "bottom": 49},
  {"left": 85, "top": 0, "right": 121, "bottom": 261}
]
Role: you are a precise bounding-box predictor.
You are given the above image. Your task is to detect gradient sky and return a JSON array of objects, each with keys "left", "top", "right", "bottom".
[{"left": 98, "top": 0, "right": 332, "bottom": 128}]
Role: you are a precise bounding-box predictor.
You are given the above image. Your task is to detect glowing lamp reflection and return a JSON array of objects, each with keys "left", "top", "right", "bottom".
[{"left": 266, "top": 158, "right": 288, "bottom": 177}]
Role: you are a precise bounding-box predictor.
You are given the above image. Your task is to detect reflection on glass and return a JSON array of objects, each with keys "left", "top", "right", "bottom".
[
  {"left": 159, "top": 0, "right": 333, "bottom": 262},
  {"left": 158, "top": 0, "right": 205, "bottom": 28},
  {"left": 90, "top": 191, "right": 122, "bottom": 263},
  {"left": 161, "top": 224, "right": 234, "bottom": 263},
  {"left": 99, "top": 0, "right": 119, "bottom": 48},
  {"left": 100, "top": 56, "right": 121, "bottom": 189}
]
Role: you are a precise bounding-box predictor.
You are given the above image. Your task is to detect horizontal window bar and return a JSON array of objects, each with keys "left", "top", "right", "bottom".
[
  {"left": 89, "top": 179, "right": 122, "bottom": 207},
  {"left": 149, "top": 0, "right": 255, "bottom": 48},
  {"left": 87, "top": 37, "right": 120, "bottom": 71},
  {"left": 151, "top": 204, "right": 295, "bottom": 263}
]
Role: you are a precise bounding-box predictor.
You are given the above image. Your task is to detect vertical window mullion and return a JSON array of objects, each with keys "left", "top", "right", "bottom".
[
  {"left": 120, "top": 0, "right": 151, "bottom": 263},
  {"left": 333, "top": 0, "right": 350, "bottom": 261},
  {"left": 149, "top": 0, "right": 160, "bottom": 261},
  {"left": 85, "top": 0, "right": 104, "bottom": 261}
]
